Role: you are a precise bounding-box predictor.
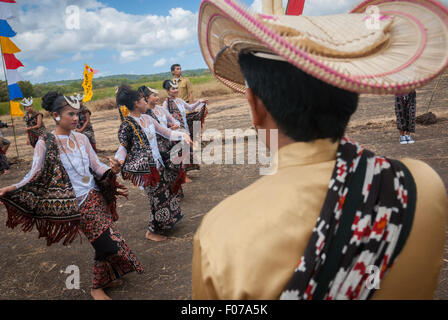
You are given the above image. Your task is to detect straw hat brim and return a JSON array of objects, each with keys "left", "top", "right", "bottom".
[{"left": 198, "top": 0, "right": 448, "bottom": 94}]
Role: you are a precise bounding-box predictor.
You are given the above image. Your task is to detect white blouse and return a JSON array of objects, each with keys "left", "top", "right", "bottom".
[
  {"left": 151, "top": 105, "right": 180, "bottom": 129},
  {"left": 114, "top": 114, "right": 185, "bottom": 170},
  {"left": 14, "top": 131, "right": 110, "bottom": 205},
  {"left": 162, "top": 98, "right": 204, "bottom": 132}
]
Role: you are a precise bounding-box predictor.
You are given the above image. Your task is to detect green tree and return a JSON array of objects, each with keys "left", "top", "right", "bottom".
[
  {"left": 18, "top": 81, "right": 33, "bottom": 97},
  {"left": 0, "top": 81, "right": 8, "bottom": 102}
]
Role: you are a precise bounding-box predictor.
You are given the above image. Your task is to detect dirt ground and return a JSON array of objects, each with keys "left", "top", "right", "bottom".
[{"left": 0, "top": 72, "right": 447, "bottom": 300}]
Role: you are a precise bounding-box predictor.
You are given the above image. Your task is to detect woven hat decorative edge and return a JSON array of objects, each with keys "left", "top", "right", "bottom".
[{"left": 198, "top": 0, "right": 448, "bottom": 95}]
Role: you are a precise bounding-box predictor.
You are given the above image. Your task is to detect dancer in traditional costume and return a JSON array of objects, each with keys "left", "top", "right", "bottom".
[
  {"left": 20, "top": 97, "right": 47, "bottom": 149},
  {"left": 192, "top": 0, "right": 448, "bottom": 300},
  {"left": 138, "top": 86, "right": 186, "bottom": 199},
  {"left": 139, "top": 86, "right": 181, "bottom": 130},
  {"left": 0, "top": 91, "right": 143, "bottom": 300},
  {"left": 0, "top": 120, "right": 12, "bottom": 175},
  {"left": 73, "top": 94, "right": 98, "bottom": 152},
  {"left": 162, "top": 80, "right": 208, "bottom": 179},
  {"left": 115, "top": 85, "right": 192, "bottom": 242}
]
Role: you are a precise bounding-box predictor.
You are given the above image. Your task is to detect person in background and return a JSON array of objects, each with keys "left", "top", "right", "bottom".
[
  {"left": 74, "top": 94, "right": 98, "bottom": 152},
  {"left": 20, "top": 97, "right": 47, "bottom": 149},
  {"left": 0, "top": 120, "right": 13, "bottom": 175},
  {"left": 395, "top": 90, "right": 417, "bottom": 145},
  {"left": 171, "top": 64, "right": 194, "bottom": 103},
  {"left": 162, "top": 80, "right": 207, "bottom": 181}
]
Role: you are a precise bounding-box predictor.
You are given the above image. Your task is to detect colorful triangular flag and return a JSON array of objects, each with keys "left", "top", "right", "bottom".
[
  {"left": 0, "top": 19, "right": 15, "bottom": 37},
  {"left": 286, "top": 0, "right": 305, "bottom": 15},
  {"left": 0, "top": 3, "right": 14, "bottom": 20},
  {"left": 5, "top": 68, "right": 22, "bottom": 84},
  {"left": 0, "top": 1, "right": 17, "bottom": 3},
  {"left": 9, "top": 100, "right": 24, "bottom": 117},
  {"left": 8, "top": 83, "right": 22, "bottom": 100},
  {"left": 0, "top": 36, "right": 19, "bottom": 53},
  {"left": 3, "top": 53, "right": 22, "bottom": 69}
]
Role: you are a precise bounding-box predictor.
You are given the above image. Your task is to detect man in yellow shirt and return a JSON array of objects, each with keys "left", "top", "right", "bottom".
[
  {"left": 171, "top": 64, "right": 193, "bottom": 103},
  {"left": 192, "top": 0, "right": 448, "bottom": 300}
]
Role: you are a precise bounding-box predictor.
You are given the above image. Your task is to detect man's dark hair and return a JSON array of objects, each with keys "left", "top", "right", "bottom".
[
  {"left": 238, "top": 52, "right": 359, "bottom": 142},
  {"left": 171, "top": 64, "right": 181, "bottom": 72}
]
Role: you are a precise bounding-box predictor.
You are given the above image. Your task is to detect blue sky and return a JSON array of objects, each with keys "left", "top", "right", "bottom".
[{"left": 6, "top": 0, "right": 448, "bottom": 84}]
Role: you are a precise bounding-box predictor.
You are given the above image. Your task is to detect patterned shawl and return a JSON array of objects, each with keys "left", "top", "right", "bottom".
[
  {"left": 280, "top": 137, "right": 416, "bottom": 300},
  {"left": 118, "top": 116, "right": 160, "bottom": 187},
  {"left": 166, "top": 98, "right": 186, "bottom": 130},
  {"left": 186, "top": 104, "right": 208, "bottom": 137},
  {"left": 0, "top": 133, "right": 126, "bottom": 246}
]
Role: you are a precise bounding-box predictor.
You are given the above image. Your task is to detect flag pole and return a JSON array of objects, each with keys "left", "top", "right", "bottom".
[{"left": 0, "top": 43, "right": 19, "bottom": 158}]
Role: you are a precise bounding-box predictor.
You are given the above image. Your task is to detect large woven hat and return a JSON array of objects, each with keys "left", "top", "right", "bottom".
[{"left": 198, "top": 0, "right": 448, "bottom": 94}]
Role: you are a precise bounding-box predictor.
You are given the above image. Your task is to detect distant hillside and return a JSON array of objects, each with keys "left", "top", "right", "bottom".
[{"left": 41, "top": 68, "right": 211, "bottom": 86}]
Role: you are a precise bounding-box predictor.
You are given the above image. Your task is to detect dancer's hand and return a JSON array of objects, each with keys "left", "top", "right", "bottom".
[
  {"left": 183, "top": 134, "right": 193, "bottom": 145},
  {"left": 199, "top": 99, "right": 208, "bottom": 105},
  {"left": 0, "top": 185, "right": 16, "bottom": 204},
  {"left": 109, "top": 158, "right": 123, "bottom": 174},
  {"left": 169, "top": 124, "right": 179, "bottom": 130}
]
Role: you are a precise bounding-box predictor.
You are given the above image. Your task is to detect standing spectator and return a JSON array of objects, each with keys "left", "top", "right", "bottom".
[
  {"left": 395, "top": 90, "right": 416, "bottom": 145},
  {"left": 171, "top": 64, "right": 194, "bottom": 103}
]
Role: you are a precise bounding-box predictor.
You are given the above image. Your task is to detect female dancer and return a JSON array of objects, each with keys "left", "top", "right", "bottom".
[
  {"left": 74, "top": 94, "right": 98, "bottom": 152},
  {"left": 138, "top": 86, "right": 180, "bottom": 130},
  {"left": 0, "top": 91, "right": 143, "bottom": 300},
  {"left": 0, "top": 120, "right": 13, "bottom": 175},
  {"left": 138, "top": 86, "right": 186, "bottom": 199},
  {"left": 162, "top": 80, "right": 208, "bottom": 180},
  {"left": 20, "top": 97, "right": 46, "bottom": 148},
  {"left": 115, "top": 85, "right": 192, "bottom": 242}
]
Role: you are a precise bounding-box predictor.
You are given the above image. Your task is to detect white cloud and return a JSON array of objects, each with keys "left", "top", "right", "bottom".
[
  {"left": 24, "top": 66, "right": 48, "bottom": 79},
  {"left": 153, "top": 58, "right": 167, "bottom": 67},
  {"left": 119, "top": 49, "right": 153, "bottom": 64},
  {"left": 72, "top": 52, "right": 94, "bottom": 61},
  {"left": 11, "top": 1, "right": 198, "bottom": 63}
]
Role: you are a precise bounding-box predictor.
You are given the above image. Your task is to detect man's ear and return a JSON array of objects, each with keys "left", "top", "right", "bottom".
[{"left": 246, "top": 88, "right": 267, "bottom": 126}]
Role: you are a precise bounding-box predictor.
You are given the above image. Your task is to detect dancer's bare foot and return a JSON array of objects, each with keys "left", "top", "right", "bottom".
[
  {"left": 91, "top": 288, "right": 112, "bottom": 300},
  {"left": 145, "top": 231, "right": 167, "bottom": 242},
  {"left": 185, "top": 176, "right": 192, "bottom": 183},
  {"left": 104, "top": 279, "right": 123, "bottom": 289},
  {"left": 3, "top": 170, "right": 9, "bottom": 175}
]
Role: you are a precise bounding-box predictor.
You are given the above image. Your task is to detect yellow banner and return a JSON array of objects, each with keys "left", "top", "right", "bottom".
[
  {"left": 0, "top": 37, "right": 21, "bottom": 54},
  {"left": 10, "top": 101, "right": 24, "bottom": 117},
  {"left": 82, "top": 64, "right": 94, "bottom": 102}
]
